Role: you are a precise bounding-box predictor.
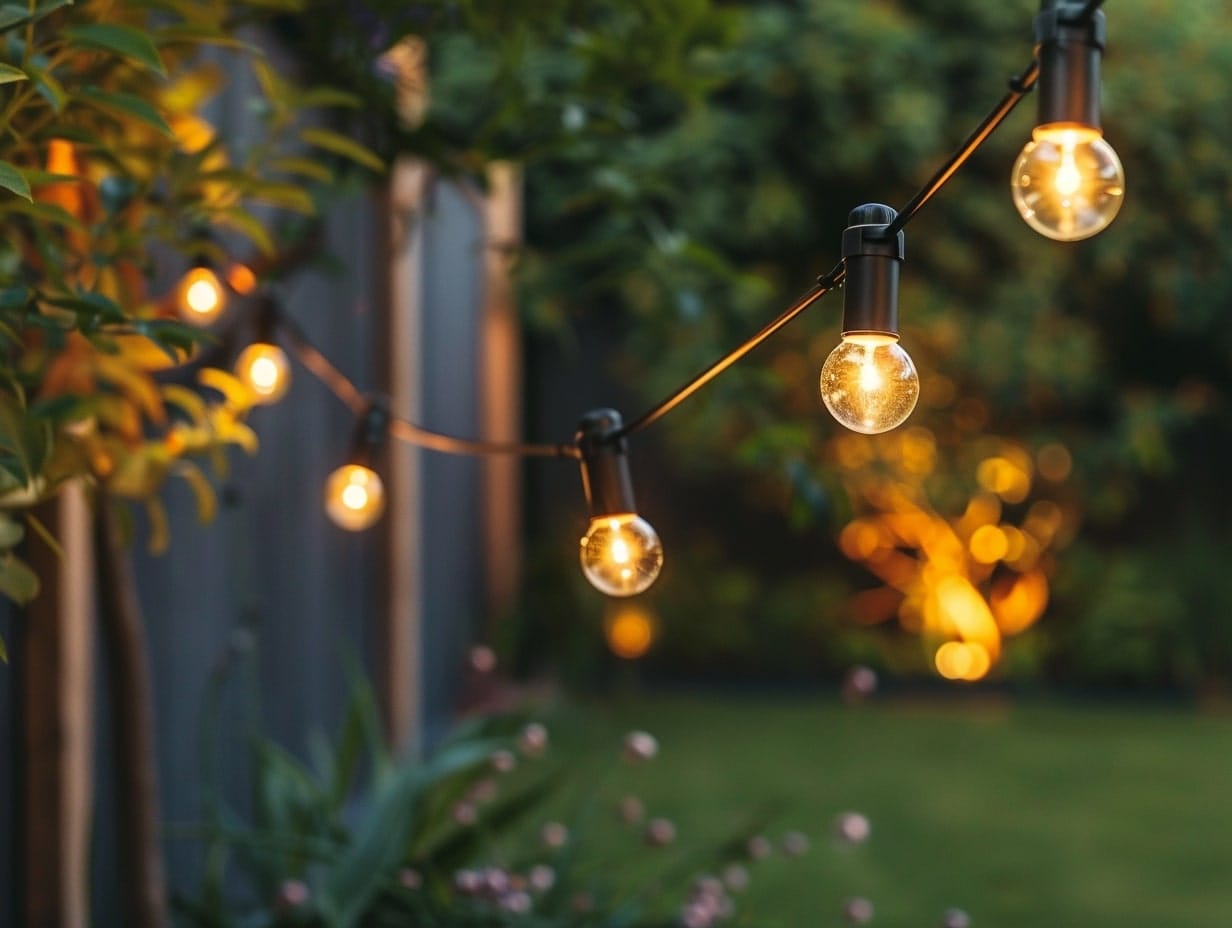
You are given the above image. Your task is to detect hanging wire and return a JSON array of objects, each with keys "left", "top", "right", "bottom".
[
  {"left": 882, "top": 56, "right": 1040, "bottom": 239},
  {"left": 615, "top": 263, "right": 846, "bottom": 440},
  {"left": 273, "top": 305, "right": 578, "bottom": 459},
  {"left": 234, "top": 4, "right": 1102, "bottom": 456}
]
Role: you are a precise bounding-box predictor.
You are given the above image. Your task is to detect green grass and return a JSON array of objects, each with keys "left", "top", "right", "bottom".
[{"left": 542, "top": 694, "right": 1232, "bottom": 928}]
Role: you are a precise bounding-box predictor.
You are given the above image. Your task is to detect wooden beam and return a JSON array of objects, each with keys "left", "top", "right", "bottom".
[
  {"left": 23, "top": 484, "right": 95, "bottom": 927},
  {"left": 479, "top": 162, "right": 525, "bottom": 621}
]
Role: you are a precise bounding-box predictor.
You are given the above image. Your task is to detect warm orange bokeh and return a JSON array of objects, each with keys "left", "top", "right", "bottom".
[
  {"left": 604, "top": 605, "right": 657, "bottom": 660},
  {"left": 831, "top": 431, "right": 1075, "bottom": 681}
]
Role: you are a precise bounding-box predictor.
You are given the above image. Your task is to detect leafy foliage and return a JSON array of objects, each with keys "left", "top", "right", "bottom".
[{"left": 0, "top": 0, "right": 382, "bottom": 641}]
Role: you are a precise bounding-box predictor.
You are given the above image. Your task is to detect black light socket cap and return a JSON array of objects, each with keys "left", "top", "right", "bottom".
[
  {"left": 1034, "top": 0, "right": 1107, "bottom": 131},
  {"left": 576, "top": 408, "right": 637, "bottom": 517},
  {"left": 348, "top": 400, "right": 390, "bottom": 469},
  {"left": 840, "top": 203, "right": 903, "bottom": 337}
]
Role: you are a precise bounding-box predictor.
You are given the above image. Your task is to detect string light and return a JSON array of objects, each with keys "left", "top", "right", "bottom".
[
  {"left": 176, "top": 265, "right": 227, "bottom": 325},
  {"left": 576, "top": 410, "right": 663, "bottom": 597},
  {"left": 324, "top": 402, "right": 389, "bottom": 532},
  {"left": 172, "top": 0, "right": 1116, "bottom": 611},
  {"left": 1011, "top": 0, "right": 1123, "bottom": 240},
  {"left": 324, "top": 463, "right": 386, "bottom": 531},
  {"left": 820, "top": 205, "right": 919, "bottom": 435},
  {"left": 234, "top": 298, "right": 291, "bottom": 405}
]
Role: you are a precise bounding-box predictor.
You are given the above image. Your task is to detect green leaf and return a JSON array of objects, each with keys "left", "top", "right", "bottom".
[
  {"left": 0, "top": 162, "right": 31, "bottom": 202},
  {"left": 24, "top": 63, "right": 67, "bottom": 112},
  {"left": 0, "top": 514, "right": 24, "bottom": 548},
  {"left": 77, "top": 87, "right": 172, "bottom": 136},
  {"left": 271, "top": 156, "right": 333, "bottom": 184},
  {"left": 319, "top": 738, "right": 499, "bottom": 928},
  {"left": 0, "top": 632, "right": 6, "bottom": 662},
  {"left": 63, "top": 23, "right": 166, "bottom": 74},
  {"left": 299, "top": 128, "right": 385, "bottom": 173},
  {"left": 0, "top": 63, "right": 26, "bottom": 84},
  {"left": 153, "top": 23, "right": 260, "bottom": 52},
  {"left": 297, "top": 86, "right": 362, "bottom": 109},
  {"left": 0, "top": 199, "right": 84, "bottom": 228},
  {"left": 44, "top": 292, "right": 125, "bottom": 322},
  {"left": 0, "top": 552, "right": 40, "bottom": 605},
  {"left": 0, "top": 0, "right": 73, "bottom": 35}
]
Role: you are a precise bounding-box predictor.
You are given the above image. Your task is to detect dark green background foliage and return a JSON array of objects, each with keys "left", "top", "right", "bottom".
[{"left": 308, "top": 0, "right": 1232, "bottom": 687}]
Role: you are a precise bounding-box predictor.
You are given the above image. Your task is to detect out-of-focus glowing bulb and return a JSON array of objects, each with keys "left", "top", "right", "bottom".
[
  {"left": 604, "top": 605, "right": 657, "bottom": 659},
  {"left": 580, "top": 513, "right": 663, "bottom": 597},
  {"left": 820, "top": 334, "right": 919, "bottom": 434},
  {"left": 177, "top": 267, "right": 227, "bottom": 324},
  {"left": 1011, "top": 126, "right": 1124, "bottom": 242},
  {"left": 324, "top": 464, "right": 385, "bottom": 531},
  {"left": 235, "top": 342, "right": 291, "bottom": 404}
]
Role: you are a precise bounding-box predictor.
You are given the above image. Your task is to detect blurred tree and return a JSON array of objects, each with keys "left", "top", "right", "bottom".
[{"left": 286, "top": 0, "right": 1232, "bottom": 687}]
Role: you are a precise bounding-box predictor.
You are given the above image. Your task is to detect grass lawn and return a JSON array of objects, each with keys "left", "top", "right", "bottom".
[{"left": 541, "top": 693, "right": 1232, "bottom": 928}]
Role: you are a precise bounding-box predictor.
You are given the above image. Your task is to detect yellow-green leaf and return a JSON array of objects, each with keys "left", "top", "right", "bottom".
[
  {"left": 0, "top": 63, "right": 26, "bottom": 84},
  {"left": 198, "top": 368, "right": 253, "bottom": 411},
  {"left": 174, "top": 461, "right": 217, "bottom": 523},
  {"left": 162, "top": 384, "right": 207, "bottom": 425},
  {"left": 0, "top": 161, "right": 30, "bottom": 201},
  {"left": 0, "top": 514, "right": 23, "bottom": 548},
  {"left": 271, "top": 156, "right": 333, "bottom": 184},
  {"left": 300, "top": 128, "right": 385, "bottom": 173},
  {"left": 63, "top": 24, "right": 166, "bottom": 75},
  {"left": 212, "top": 208, "right": 275, "bottom": 256},
  {"left": 248, "top": 180, "right": 315, "bottom": 214},
  {"left": 145, "top": 497, "right": 169, "bottom": 555}
]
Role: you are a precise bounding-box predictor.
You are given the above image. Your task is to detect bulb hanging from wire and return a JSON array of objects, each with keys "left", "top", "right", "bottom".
[
  {"left": 822, "top": 204, "right": 919, "bottom": 435},
  {"left": 324, "top": 401, "right": 390, "bottom": 532},
  {"left": 1012, "top": 1, "right": 1123, "bottom": 241},
  {"left": 576, "top": 409, "right": 663, "bottom": 597},
  {"left": 235, "top": 342, "right": 291, "bottom": 405},
  {"left": 235, "top": 296, "right": 291, "bottom": 405},
  {"left": 177, "top": 266, "right": 227, "bottom": 325},
  {"left": 324, "top": 463, "right": 385, "bottom": 531},
  {"left": 1012, "top": 126, "right": 1123, "bottom": 242},
  {"left": 821, "top": 334, "right": 919, "bottom": 435},
  {"left": 580, "top": 513, "right": 663, "bottom": 598}
]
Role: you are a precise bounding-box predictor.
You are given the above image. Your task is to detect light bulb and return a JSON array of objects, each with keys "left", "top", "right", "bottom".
[
  {"left": 579, "top": 513, "right": 663, "bottom": 597},
  {"left": 820, "top": 334, "right": 919, "bottom": 434},
  {"left": 235, "top": 342, "right": 291, "bottom": 404},
  {"left": 1011, "top": 126, "right": 1124, "bottom": 242},
  {"left": 324, "top": 464, "right": 385, "bottom": 531},
  {"left": 177, "top": 267, "right": 227, "bottom": 324}
]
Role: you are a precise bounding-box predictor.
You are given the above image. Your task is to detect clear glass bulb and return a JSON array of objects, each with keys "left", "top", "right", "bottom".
[
  {"left": 820, "top": 334, "right": 919, "bottom": 434},
  {"left": 177, "top": 267, "right": 227, "bottom": 324},
  {"left": 235, "top": 342, "right": 291, "bottom": 405},
  {"left": 579, "top": 513, "right": 663, "bottom": 597},
  {"left": 1011, "top": 126, "right": 1125, "bottom": 242},
  {"left": 324, "top": 464, "right": 386, "bottom": 531}
]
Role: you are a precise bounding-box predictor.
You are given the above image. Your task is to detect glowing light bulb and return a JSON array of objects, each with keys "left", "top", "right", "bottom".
[
  {"left": 177, "top": 267, "right": 227, "bottom": 324},
  {"left": 1011, "top": 126, "right": 1124, "bottom": 242},
  {"left": 235, "top": 342, "right": 291, "bottom": 404},
  {"left": 324, "top": 464, "right": 385, "bottom": 531},
  {"left": 820, "top": 334, "right": 919, "bottom": 434},
  {"left": 579, "top": 513, "right": 663, "bottom": 597}
]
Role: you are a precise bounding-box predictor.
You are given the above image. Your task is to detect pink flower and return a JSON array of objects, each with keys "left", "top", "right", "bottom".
[
  {"left": 843, "top": 897, "right": 875, "bottom": 925},
  {"left": 645, "top": 817, "right": 677, "bottom": 847},
  {"left": 834, "top": 811, "right": 872, "bottom": 846},
  {"left": 622, "top": 730, "right": 659, "bottom": 762}
]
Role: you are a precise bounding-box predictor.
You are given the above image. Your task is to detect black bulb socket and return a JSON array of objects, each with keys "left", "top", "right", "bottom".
[
  {"left": 576, "top": 408, "right": 637, "bottom": 518},
  {"left": 1034, "top": 1, "right": 1107, "bottom": 132},
  {"left": 348, "top": 400, "right": 390, "bottom": 470},
  {"left": 840, "top": 203, "right": 903, "bottom": 338}
]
